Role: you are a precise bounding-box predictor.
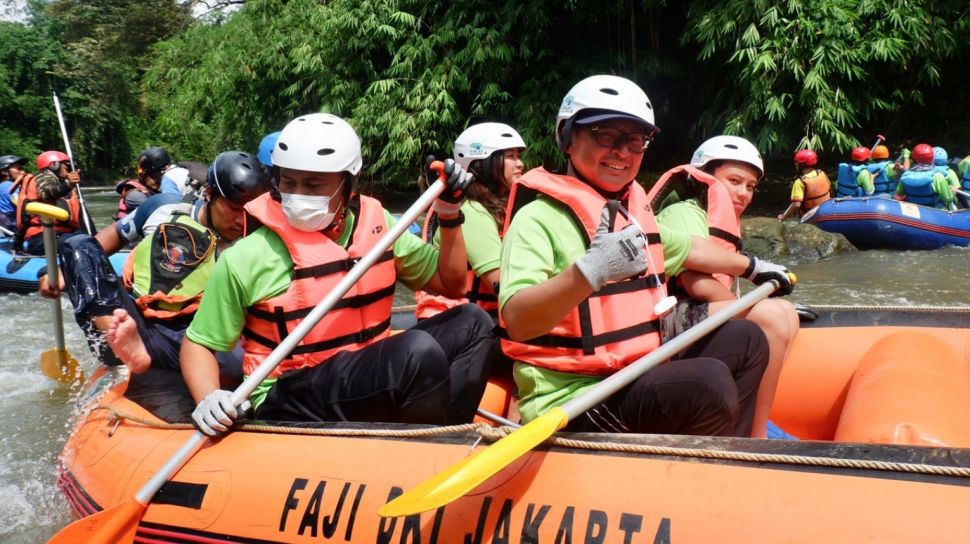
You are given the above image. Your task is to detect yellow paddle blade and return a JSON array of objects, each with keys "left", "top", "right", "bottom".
[
  {"left": 379, "top": 407, "right": 569, "bottom": 517},
  {"left": 47, "top": 498, "right": 144, "bottom": 544},
  {"left": 40, "top": 348, "right": 84, "bottom": 385}
]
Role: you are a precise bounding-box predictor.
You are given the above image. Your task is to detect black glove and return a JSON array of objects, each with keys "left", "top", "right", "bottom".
[
  {"left": 426, "top": 155, "right": 474, "bottom": 205},
  {"left": 743, "top": 255, "right": 796, "bottom": 297}
]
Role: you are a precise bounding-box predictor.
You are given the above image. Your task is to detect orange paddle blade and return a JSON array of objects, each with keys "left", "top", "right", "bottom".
[
  {"left": 47, "top": 498, "right": 144, "bottom": 544},
  {"left": 39, "top": 348, "right": 83, "bottom": 385}
]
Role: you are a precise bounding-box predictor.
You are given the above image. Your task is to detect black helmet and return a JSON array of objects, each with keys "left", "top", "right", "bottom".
[
  {"left": 137, "top": 147, "right": 172, "bottom": 173},
  {"left": 0, "top": 155, "right": 27, "bottom": 171},
  {"left": 207, "top": 151, "right": 271, "bottom": 205}
]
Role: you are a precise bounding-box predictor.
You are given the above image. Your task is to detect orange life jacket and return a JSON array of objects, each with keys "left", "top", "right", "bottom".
[
  {"left": 499, "top": 168, "right": 667, "bottom": 376},
  {"left": 240, "top": 193, "right": 397, "bottom": 378},
  {"left": 646, "top": 164, "right": 741, "bottom": 289},
  {"left": 414, "top": 208, "right": 500, "bottom": 319},
  {"left": 799, "top": 170, "right": 832, "bottom": 211},
  {"left": 11, "top": 173, "right": 81, "bottom": 240}
]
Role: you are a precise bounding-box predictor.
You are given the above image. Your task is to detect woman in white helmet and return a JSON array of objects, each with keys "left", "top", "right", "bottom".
[
  {"left": 650, "top": 135, "right": 800, "bottom": 438},
  {"left": 181, "top": 113, "right": 501, "bottom": 436},
  {"left": 499, "top": 75, "right": 795, "bottom": 437},
  {"left": 415, "top": 122, "right": 526, "bottom": 320}
]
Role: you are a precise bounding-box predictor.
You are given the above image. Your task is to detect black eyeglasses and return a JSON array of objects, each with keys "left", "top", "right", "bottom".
[{"left": 588, "top": 126, "right": 653, "bottom": 153}]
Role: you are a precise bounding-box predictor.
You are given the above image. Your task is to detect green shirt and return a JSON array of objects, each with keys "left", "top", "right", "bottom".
[
  {"left": 185, "top": 207, "right": 439, "bottom": 407},
  {"left": 431, "top": 199, "right": 502, "bottom": 276},
  {"left": 498, "top": 195, "right": 691, "bottom": 422},
  {"left": 856, "top": 168, "right": 875, "bottom": 195},
  {"left": 655, "top": 199, "right": 708, "bottom": 238}
]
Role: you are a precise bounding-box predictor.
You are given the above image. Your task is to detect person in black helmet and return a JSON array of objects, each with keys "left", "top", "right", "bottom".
[
  {"left": 113, "top": 147, "right": 172, "bottom": 221},
  {"left": 0, "top": 155, "right": 28, "bottom": 230},
  {"left": 39, "top": 151, "right": 271, "bottom": 383}
]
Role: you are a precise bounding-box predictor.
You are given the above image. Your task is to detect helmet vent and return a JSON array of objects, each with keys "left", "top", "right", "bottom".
[
  {"left": 500, "top": 132, "right": 513, "bottom": 138},
  {"left": 599, "top": 87, "right": 619, "bottom": 96},
  {"left": 278, "top": 142, "right": 289, "bottom": 151},
  {"left": 317, "top": 149, "right": 335, "bottom": 156},
  {"left": 321, "top": 120, "right": 334, "bottom": 125},
  {"left": 724, "top": 144, "right": 739, "bottom": 150}
]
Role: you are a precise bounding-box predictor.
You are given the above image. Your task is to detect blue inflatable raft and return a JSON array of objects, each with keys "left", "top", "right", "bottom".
[
  {"left": 0, "top": 235, "right": 128, "bottom": 293},
  {"left": 802, "top": 195, "right": 970, "bottom": 250}
]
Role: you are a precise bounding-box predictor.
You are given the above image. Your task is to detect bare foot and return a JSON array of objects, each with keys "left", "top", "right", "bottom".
[{"left": 106, "top": 308, "right": 151, "bottom": 374}]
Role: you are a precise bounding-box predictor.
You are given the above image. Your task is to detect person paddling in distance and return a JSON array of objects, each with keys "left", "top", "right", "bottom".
[
  {"left": 415, "top": 122, "right": 526, "bottom": 320},
  {"left": 113, "top": 147, "right": 170, "bottom": 221},
  {"left": 181, "top": 113, "right": 499, "bottom": 437},
  {"left": 499, "top": 75, "right": 795, "bottom": 437},
  {"left": 38, "top": 151, "right": 271, "bottom": 380},
  {"left": 651, "top": 136, "right": 800, "bottom": 437},
  {"left": 777, "top": 149, "right": 830, "bottom": 221},
  {"left": 10, "top": 150, "right": 84, "bottom": 254},
  {"left": 0, "top": 155, "right": 27, "bottom": 231},
  {"left": 895, "top": 143, "right": 957, "bottom": 210}
]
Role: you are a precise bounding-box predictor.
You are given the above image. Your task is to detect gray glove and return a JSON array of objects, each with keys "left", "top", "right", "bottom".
[
  {"left": 743, "top": 255, "right": 796, "bottom": 297},
  {"left": 192, "top": 389, "right": 251, "bottom": 437},
  {"left": 574, "top": 208, "right": 647, "bottom": 291}
]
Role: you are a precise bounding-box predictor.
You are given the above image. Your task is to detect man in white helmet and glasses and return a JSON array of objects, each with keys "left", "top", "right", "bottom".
[
  {"left": 649, "top": 135, "right": 800, "bottom": 438},
  {"left": 182, "top": 113, "right": 500, "bottom": 436},
  {"left": 499, "top": 75, "right": 795, "bottom": 437}
]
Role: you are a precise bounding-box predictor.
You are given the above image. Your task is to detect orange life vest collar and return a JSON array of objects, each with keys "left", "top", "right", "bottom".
[
  {"left": 240, "top": 193, "right": 396, "bottom": 378},
  {"left": 646, "top": 164, "right": 741, "bottom": 289},
  {"left": 499, "top": 168, "right": 667, "bottom": 376}
]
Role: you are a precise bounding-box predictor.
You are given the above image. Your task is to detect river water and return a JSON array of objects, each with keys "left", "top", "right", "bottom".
[{"left": 1, "top": 188, "right": 967, "bottom": 542}]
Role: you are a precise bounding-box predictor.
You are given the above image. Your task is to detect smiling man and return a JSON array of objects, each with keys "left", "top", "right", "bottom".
[{"left": 498, "top": 75, "right": 795, "bottom": 437}]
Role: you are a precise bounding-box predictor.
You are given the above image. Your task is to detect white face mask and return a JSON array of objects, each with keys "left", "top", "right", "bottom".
[{"left": 280, "top": 181, "right": 344, "bottom": 232}]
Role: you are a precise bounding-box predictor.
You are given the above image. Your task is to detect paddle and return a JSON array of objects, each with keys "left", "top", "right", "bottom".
[
  {"left": 26, "top": 202, "right": 84, "bottom": 385},
  {"left": 52, "top": 91, "right": 96, "bottom": 236},
  {"left": 47, "top": 163, "right": 451, "bottom": 544},
  {"left": 380, "top": 279, "right": 782, "bottom": 517},
  {"left": 869, "top": 134, "right": 886, "bottom": 156}
]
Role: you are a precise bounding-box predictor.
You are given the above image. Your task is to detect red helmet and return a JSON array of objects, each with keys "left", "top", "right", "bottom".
[
  {"left": 36, "top": 150, "right": 70, "bottom": 172},
  {"left": 850, "top": 146, "right": 871, "bottom": 162},
  {"left": 793, "top": 149, "right": 818, "bottom": 166},
  {"left": 911, "top": 143, "right": 934, "bottom": 164}
]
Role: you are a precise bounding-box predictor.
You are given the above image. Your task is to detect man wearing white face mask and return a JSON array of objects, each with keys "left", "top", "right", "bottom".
[{"left": 181, "top": 113, "right": 501, "bottom": 436}]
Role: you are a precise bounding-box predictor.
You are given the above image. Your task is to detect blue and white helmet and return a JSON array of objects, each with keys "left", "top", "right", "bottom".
[{"left": 933, "top": 146, "right": 948, "bottom": 166}]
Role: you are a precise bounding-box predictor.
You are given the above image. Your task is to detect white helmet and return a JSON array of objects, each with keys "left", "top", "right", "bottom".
[
  {"left": 453, "top": 123, "right": 526, "bottom": 171},
  {"left": 690, "top": 135, "right": 764, "bottom": 179},
  {"left": 272, "top": 113, "right": 363, "bottom": 175},
  {"left": 555, "top": 75, "right": 658, "bottom": 149}
]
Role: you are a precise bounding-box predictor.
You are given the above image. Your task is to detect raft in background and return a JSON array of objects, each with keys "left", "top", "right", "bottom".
[
  {"left": 0, "top": 234, "right": 128, "bottom": 293},
  {"left": 802, "top": 195, "right": 970, "bottom": 249},
  {"left": 56, "top": 307, "right": 970, "bottom": 543}
]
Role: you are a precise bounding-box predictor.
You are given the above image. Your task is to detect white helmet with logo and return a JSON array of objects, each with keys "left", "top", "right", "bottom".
[
  {"left": 272, "top": 113, "right": 363, "bottom": 175},
  {"left": 690, "top": 135, "right": 764, "bottom": 179},
  {"left": 555, "top": 75, "right": 659, "bottom": 150},
  {"left": 453, "top": 123, "right": 526, "bottom": 171}
]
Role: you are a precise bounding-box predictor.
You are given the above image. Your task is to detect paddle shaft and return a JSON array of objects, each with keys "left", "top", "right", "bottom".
[
  {"left": 133, "top": 178, "right": 447, "bottom": 506},
  {"left": 52, "top": 91, "right": 96, "bottom": 236},
  {"left": 559, "top": 280, "right": 778, "bottom": 419},
  {"left": 869, "top": 134, "right": 885, "bottom": 155},
  {"left": 41, "top": 219, "right": 67, "bottom": 352}
]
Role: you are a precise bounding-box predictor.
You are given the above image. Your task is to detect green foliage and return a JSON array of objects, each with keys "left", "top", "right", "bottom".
[
  {"left": 682, "top": 0, "right": 970, "bottom": 154},
  {"left": 0, "top": 18, "right": 67, "bottom": 167},
  {"left": 142, "top": 0, "right": 681, "bottom": 189}
]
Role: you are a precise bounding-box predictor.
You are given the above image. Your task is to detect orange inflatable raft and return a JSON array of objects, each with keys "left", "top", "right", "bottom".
[{"left": 57, "top": 307, "right": 970, "bottom": 543}]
